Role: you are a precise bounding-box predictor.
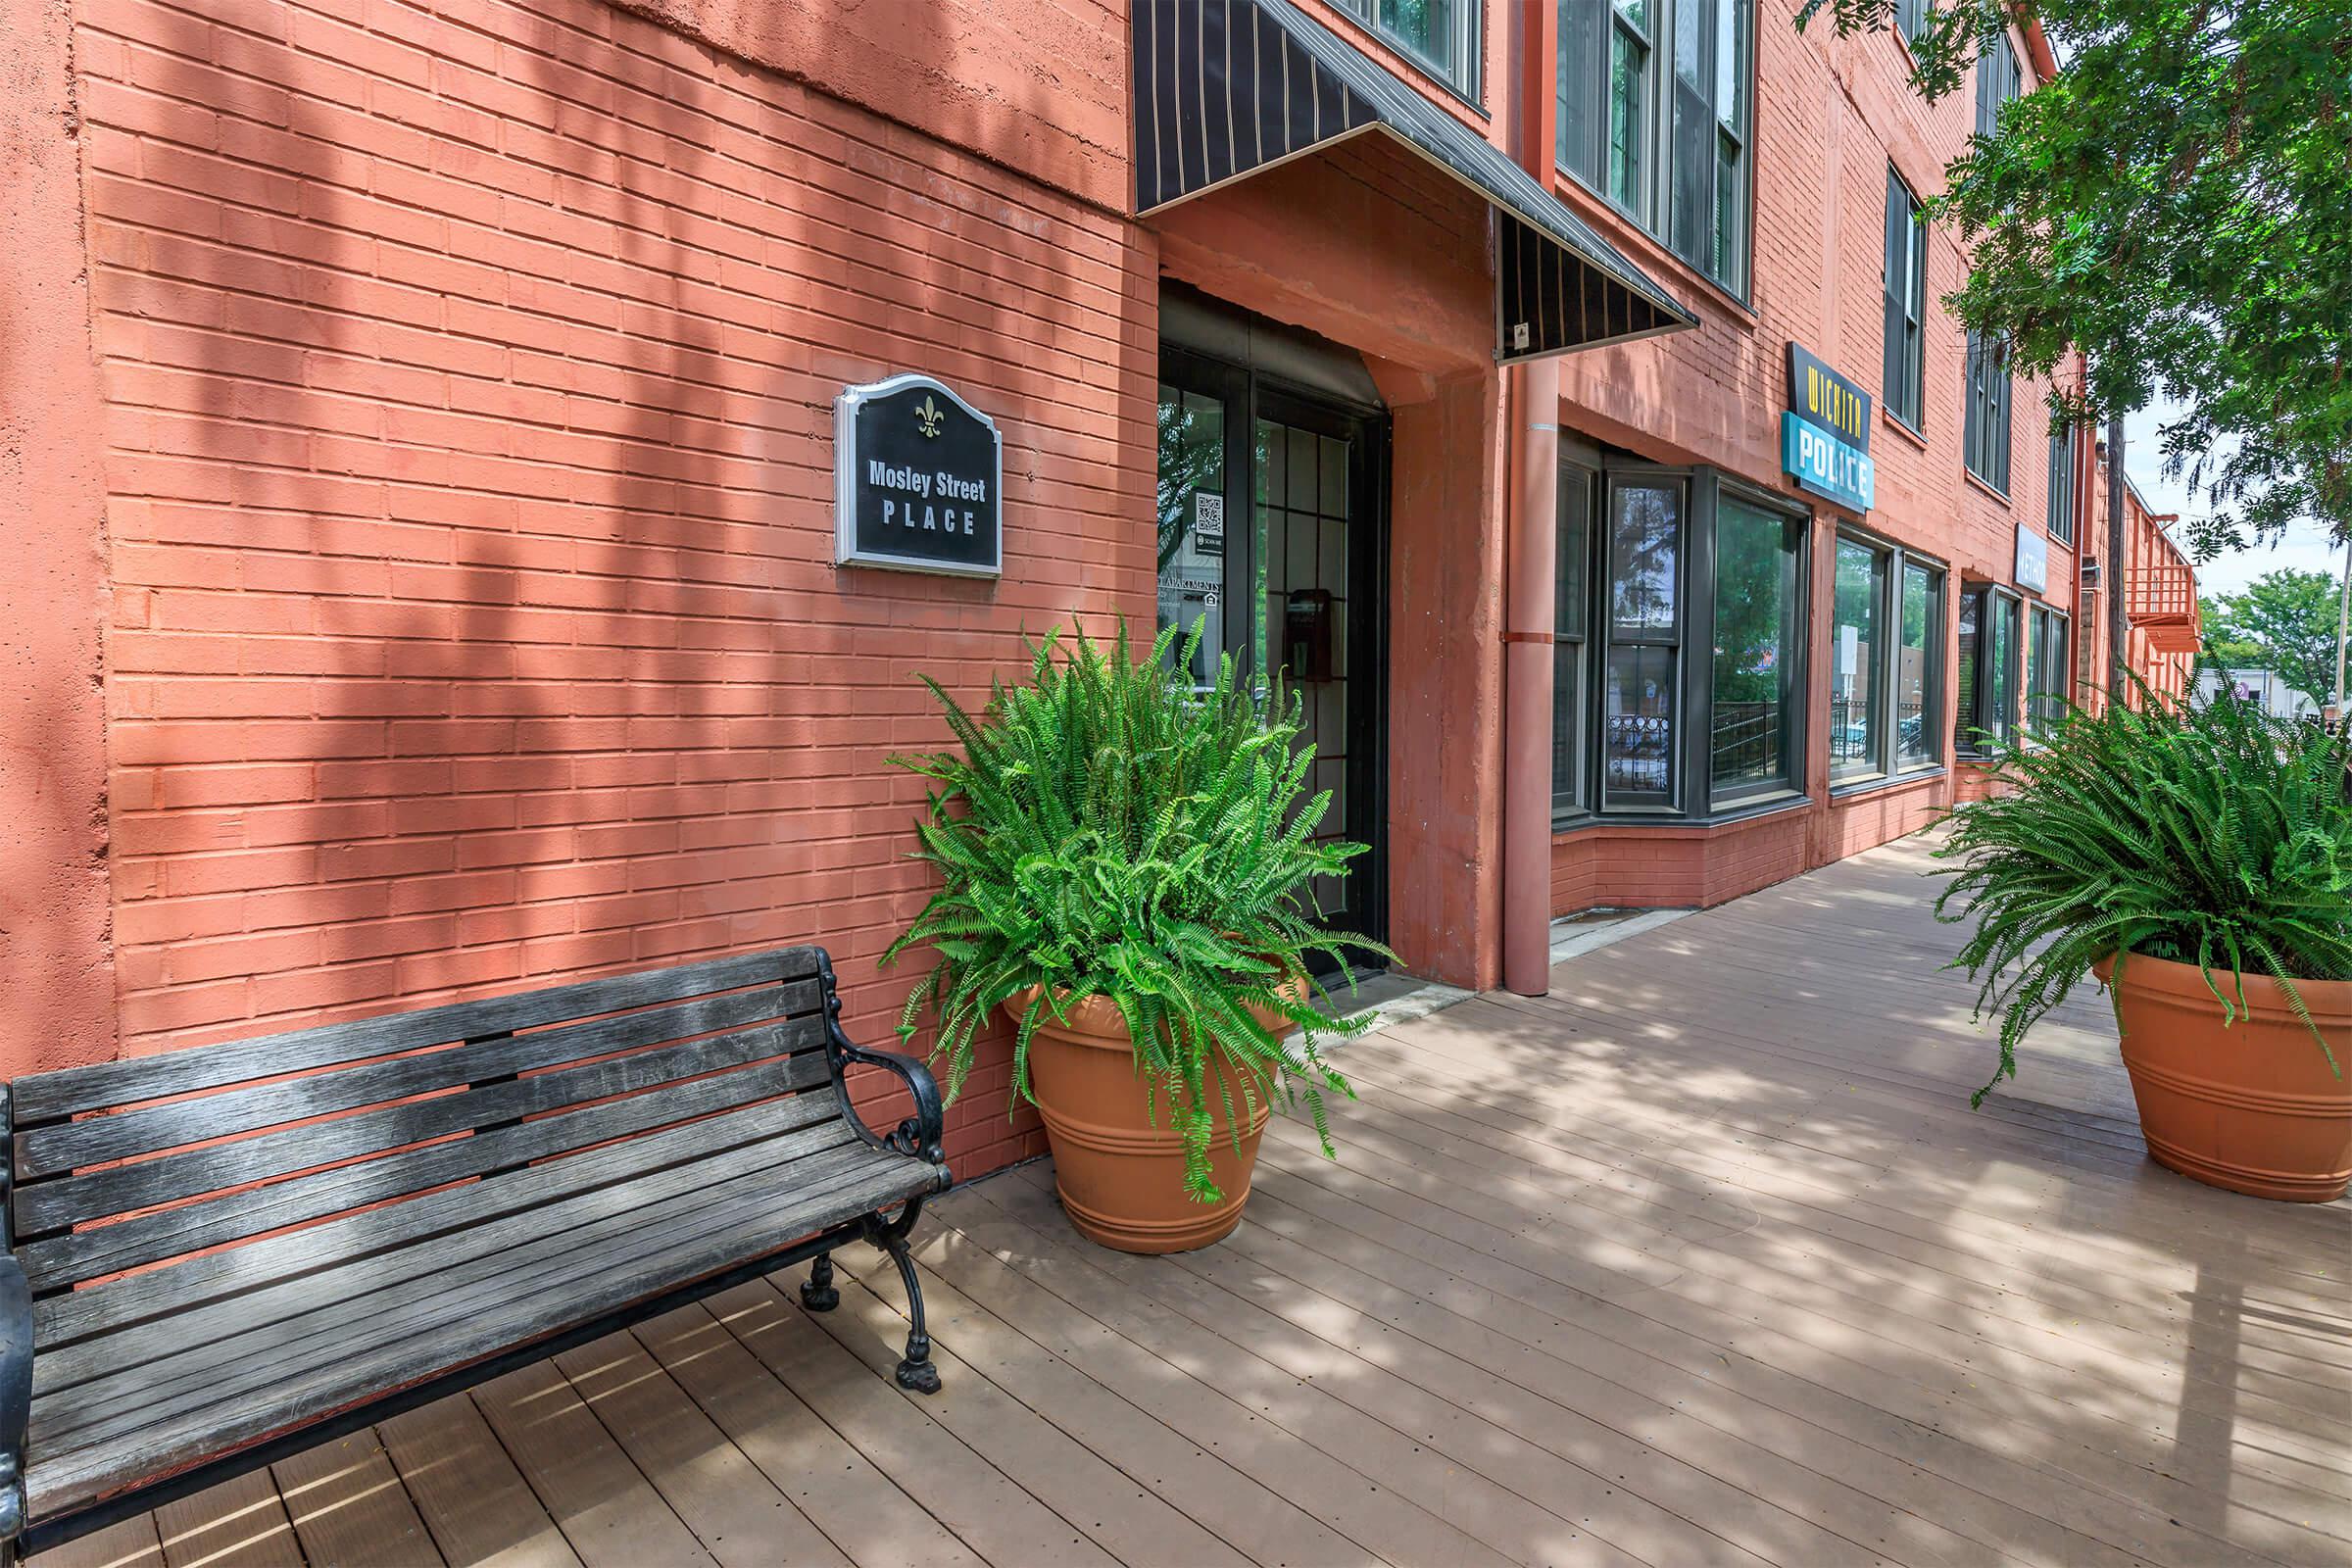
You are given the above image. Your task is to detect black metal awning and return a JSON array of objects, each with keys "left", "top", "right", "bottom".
[{"left": 1132, "top": 0, "right": 1699, "bottom": 364}]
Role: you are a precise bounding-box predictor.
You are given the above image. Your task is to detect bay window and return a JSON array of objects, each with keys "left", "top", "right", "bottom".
[
  {"left": 1555, "top": 463, "right": 1807, "bottom": 822},
  {"left": 1560, "top": 0, "right": 1753, "bottom": 295}
]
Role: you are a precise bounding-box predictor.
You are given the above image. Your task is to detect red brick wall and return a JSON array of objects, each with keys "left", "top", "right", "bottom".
[{"left": 73, "top": 0, "right": 1151, "bottom": 1177}]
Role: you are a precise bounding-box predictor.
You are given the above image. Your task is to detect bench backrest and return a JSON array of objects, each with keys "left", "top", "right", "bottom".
[{"left": 6, "top": 948, "right": 845, "bottom": 1315}]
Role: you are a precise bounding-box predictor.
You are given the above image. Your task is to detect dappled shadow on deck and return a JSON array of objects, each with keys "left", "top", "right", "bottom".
[{"left": 37, "top": 834, "right": 2351, "bottom": 1568}]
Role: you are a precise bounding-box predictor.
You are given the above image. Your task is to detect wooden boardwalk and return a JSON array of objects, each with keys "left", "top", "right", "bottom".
[{"left": 33, "top": 834, "right": 2352, "bottom": 1568}]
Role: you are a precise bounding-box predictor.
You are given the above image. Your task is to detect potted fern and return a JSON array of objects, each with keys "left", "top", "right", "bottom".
[
  {"left": 885, "top": 621, "right": 1385, "bottom": 1251},
  {"left": 1936, "top": 678, "right": 2352, "bottom": 1200}
]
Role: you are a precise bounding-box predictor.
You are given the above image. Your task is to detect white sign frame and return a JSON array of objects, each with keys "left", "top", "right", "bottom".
[{"left": 834, "top": 372, "right": 1004, "bottom": 578}]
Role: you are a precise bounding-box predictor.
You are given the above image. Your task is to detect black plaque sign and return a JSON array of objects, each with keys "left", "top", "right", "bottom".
[{"left": 834, "top": 373, "right": 1003, "bottom": 576}]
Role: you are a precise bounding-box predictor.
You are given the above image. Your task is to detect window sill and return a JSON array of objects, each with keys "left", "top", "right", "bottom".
[
  {"left": 1881, "top": 409, "right": 1928, "bottom": 451},
  {"left": 1547, "top": 170, "right": 1757, "bottom": 320},
  {"left": 1551, "top": 789, "right": 1813, "bottom": 837},
  {"left": 1963, "top": 468, "right": 2013, "bottom": 509},
  {"left": 1831, "top": 764, "right": 1946, "bottom": 802}
]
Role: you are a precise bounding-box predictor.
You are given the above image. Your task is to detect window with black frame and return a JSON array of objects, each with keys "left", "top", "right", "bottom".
[
  {"left": 1330, "top": 0, "right": 1482, "bottom": 98},
  {"left": 1831, "top": 538, "right": 1888, "bottom": 781},
  {"left": 1833, "top": 533, "right": 1945, "bottom": 783},
  {"left": 2045, "top": 423, "right": 2079, "bottom": 546},
  {"left": 1560, "top": 0, "right": 1753, "bottom": 295},
  {"left": 1603, "top": 479, "right": 1685, "bottom": 808},
  {"left": 1552, "top": 463, "right": 1595, "bottom": 815},
  {"left": 1710, "top": 494, "right": 1804, "bottom": 806},
  {"left": 1963, "top": 331, "right": 2013, "bottom": 492},
  {"left": 1897, "top": 559, "right": 1943, "bottom": 766},
  {"left": 1883, "top": 170, "right": 1927, "bottom": 431},
  {"left": 1955, "top": 584, "right": 2023, "bottom": 752},
  {"left": 2028, "top": 603, "right": 2071, "bottom": 730}
]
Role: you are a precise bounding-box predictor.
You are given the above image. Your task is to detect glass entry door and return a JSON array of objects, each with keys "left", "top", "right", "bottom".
[{"left": 1154, "top": 352, "right": 1388, "bottom": 957}]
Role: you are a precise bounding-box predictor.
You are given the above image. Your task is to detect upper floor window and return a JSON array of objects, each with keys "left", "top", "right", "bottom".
[
  {"left": 1882, "top": 170, "right": 1927, "bottom": 431},
  {"left": 1892, "top": 0, "right": 1926, "bottom": 40},
  {"left": 1559, "top": 0, "right": 1752, "bottom": 296},
  {"left": 2045, "top": 423, "right": 2080, "bottom": 546},
  {"left": 1963, "top": 330, "right": 2012, "bottom": 493},
  {"left": 1332, "top": 0, "right": 1482, "bottom": 99},
  {"left": 1975, "top": 30, "right": 2021, "bottom": 140}
]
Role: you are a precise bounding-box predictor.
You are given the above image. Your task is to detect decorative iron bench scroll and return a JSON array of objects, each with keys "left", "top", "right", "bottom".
[{"left": 0, "top": 946, "right": 951, "bottom": 1561}]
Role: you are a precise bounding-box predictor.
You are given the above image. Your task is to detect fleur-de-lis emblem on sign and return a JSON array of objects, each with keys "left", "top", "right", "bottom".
[{"left": 914, "top": 395, "right": 945, "bottom": 438}]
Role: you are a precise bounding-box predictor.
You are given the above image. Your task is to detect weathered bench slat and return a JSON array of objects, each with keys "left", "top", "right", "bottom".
[
  {"left": 15, "top": 1013, "right": 827, "bottom": 1236},
  {"left": 16, "top": 978, "right": 819, "bottom": 1180},
  {"left": 13, "top": 948, "right": 820, "bottom": 1122},
  {"left": 34, "top": 1134, "right": 892, "bottom": 1452},
  {"left": 20, "top": 1051, "right": 836, "bottom": 1294},
  {"left": 27, "top": 1154, "right": 930, "bottom": 1520},
  {"left": 32, "top": 1086, "right": 846, "bottom": 1366}
]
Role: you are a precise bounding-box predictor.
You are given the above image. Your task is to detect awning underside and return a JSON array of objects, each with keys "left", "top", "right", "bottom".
[{"left": 1133, "top": 0, "right": 1698, "bottom": 364}]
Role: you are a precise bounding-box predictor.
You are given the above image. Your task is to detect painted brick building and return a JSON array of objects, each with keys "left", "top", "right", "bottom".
[{"left": 1, "top": 0, "right": 2186, "bottom": 1179}]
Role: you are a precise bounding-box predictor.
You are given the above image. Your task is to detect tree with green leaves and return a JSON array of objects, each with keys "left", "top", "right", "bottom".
[
  {"left": 2199, "top": 566, "right": 2345, "bottom": 705},
  {"left": 1796, "top": 1, "right": 2352, "bottom": 555}
]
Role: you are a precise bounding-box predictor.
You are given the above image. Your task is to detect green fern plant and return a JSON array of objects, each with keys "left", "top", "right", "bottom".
[
  {"left": 1936, "top": 668, "right": 2352, "bottom": 1107},
  {"left": 883, "top": 618, "right": 1389, "bottom": 1202}
]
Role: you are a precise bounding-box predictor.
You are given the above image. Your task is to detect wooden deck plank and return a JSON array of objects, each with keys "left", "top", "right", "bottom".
[
  {"left": 963, "top": 1174, "right": 1882, "bottom": 1568},
  {"left": 806, "top": 1263, "right": 1255, "bottom": 1568},
  {"left": 1337, "top": 1040, "right": 2348, "bottom": 1381},
  {"left": 550, "top": 1332, "right": 848, "bottom": 1568},
  {"left": 270, "top": 1432, "right": 443, "bottom": 1567},
  {"left": 376, "top": 1393, "right": 583, "bottom": 1568},
  {"left": 1309, "top": 1064, "right": 2352, "bottom": 1437},
  {"left": 25, "top": 1514, "right": 164, "bottom": 1568},
  {"left": 702, "top": 1279, "right": 1118, "bottom": 1568},
  {"left": 631, "top": 1304, "right": 985, "bottom": 1568},
  {"left": 150, "top": 1469, "right": 304, "bottom": 1568},
  {"left": 468, "top": 1361, "right": 713, "bottom": 1568},
  {"left": 1244, "top": 1135, "right": 2324, "bottom": 1568},
  {"left": 889, "top": 1189, "right": 1590, "bottom": 1568}
]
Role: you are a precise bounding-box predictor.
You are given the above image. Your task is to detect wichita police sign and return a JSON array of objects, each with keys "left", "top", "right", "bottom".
[
  {"left": 1782, "top": 342, "right": 1875, "bottom": 514},
  {"left": 835, "top": 373, "right": 1003, "bottom": 576}
]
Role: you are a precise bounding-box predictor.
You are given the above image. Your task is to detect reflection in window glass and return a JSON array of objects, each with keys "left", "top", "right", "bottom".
[
  {"left": 1604, "top": 478, "right": 1681, "bottom": 808},
  {"left": 1897, "top": 562, "right": 1940, "bottom": 766},
  {"left": 1954, "top": 588, "right": 1982, "bottom": 753},
  {"left": 1832, "top": 539, "right": 1886, "bottom": 777},
  {"left": 1987, "top": 594, "right": 2019, "bottom": 746},
  {"left": 1605, "top": 644, "right": 1676, "bottom": 803},
  {"left": 1710, "top": 498, "right": 1799, "bottom": 802},
  {"left": 1155, "top": 383, "right": 1225, "bottom": 687},
  {"left": 1610, "top": 485, "right": 1680, "bottom": 634}
]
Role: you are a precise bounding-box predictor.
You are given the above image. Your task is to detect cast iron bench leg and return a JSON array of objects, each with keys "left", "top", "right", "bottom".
[
  {"left": 882, "top": 1236, "right": 941, "bottom": 1395},
  {"left": 800, "top": 1252, "right": 840, "bottom": 1312}
]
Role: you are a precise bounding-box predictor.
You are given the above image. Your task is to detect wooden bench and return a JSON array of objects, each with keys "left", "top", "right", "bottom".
[{"left": 0, "top": 946, "right": 952, "bottom": 1560}]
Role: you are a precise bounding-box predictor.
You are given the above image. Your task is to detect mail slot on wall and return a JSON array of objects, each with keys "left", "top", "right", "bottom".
[{"left": 1284, "top": 588, "right": 1335, "bottom": 681}]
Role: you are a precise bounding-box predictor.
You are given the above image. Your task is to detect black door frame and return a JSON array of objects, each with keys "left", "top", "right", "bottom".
[{"left": 1156, "top": 345, "right": 1392, "bottom": 962}]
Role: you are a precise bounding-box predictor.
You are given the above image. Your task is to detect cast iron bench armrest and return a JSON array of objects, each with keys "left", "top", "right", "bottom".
[
  {"left": 815, "top": 956, "right": 946, "bottom": 1167},
  {"left": 0, "top": 1251, "right": 28, "bottom": 1542}
]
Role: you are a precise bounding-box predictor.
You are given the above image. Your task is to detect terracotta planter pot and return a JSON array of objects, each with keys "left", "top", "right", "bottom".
[
  {"left": 2096, "top": 953, "right": 2352, "bottom": 1202},
  {"left": 1010, "top": 987, "right": 1286, "bottom": 1253}
]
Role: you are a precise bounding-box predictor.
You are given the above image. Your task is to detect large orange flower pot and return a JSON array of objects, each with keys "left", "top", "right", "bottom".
[
  {"left": 2097, "top": 953, "right": 2352, "bottom": 1202},
  {"left": 1010, "top": 987, "right": 1283, "bottom": 1253}
]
